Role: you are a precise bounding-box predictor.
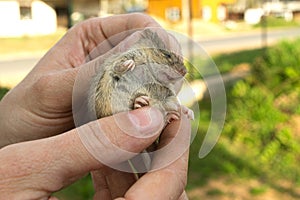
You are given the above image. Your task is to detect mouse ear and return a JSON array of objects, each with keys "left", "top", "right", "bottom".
[{"left": 139, "top": 28, "right": 167, "bottom": 50}]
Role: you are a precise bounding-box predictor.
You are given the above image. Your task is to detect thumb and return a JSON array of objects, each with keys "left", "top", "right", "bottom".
[
  {"left": 0, "top": 107, "right": 163, "bottom": 198},
  {"left": 77, "top": 106, "right": 164, "bottom": 167}
]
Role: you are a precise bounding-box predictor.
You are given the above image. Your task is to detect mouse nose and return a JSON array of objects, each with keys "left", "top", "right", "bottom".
[{"left": 178, "top": 66, "right": 187, "bottom": 76}]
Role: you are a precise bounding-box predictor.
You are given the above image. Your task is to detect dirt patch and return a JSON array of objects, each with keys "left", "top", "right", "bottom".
[
  {"left": 274, "top": 92, "right": 299, "bottom": 114},
  {"left": 187, "top": 177, "right": 300, "bottom": 200},
  {"left": 290, "top": 115, "right": 300, "bottom": 137}
]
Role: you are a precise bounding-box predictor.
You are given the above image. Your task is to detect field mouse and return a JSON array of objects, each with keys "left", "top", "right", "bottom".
[
  {"left": 88, "top": 29, "right": 193, "bottom": 172},
  {"left": 89, "top": 29, "right": 189, "bottom": 121}
]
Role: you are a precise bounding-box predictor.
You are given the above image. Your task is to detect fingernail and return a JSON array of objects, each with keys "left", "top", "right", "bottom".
[
  {"left": 190, "top": 110, "right": 195, "bottom": 120},
  {"left": 128, "top": 107, "right": 164, "bottom": 136}
]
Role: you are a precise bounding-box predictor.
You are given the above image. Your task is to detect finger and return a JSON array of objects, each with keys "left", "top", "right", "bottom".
[
  {"left": 123, "top": 150, "right": 189, "bottom": 200},
  {"left": 0, "top": 107, "right": 163, "bottom": 198},
  {"left": 36, "top": 13, "right": 161, "bottom": 72},
  {"left": 91, "top": 170, "right": 112, "bottom": 200},
  {"left": 100, "top": 13, "right": 161, "bottom": 47},
  {"left": 179, "top": 191, "right": 189, "bottom": 200},
  {"left": 48, "top": 196, "right": 60, "bottom": 200},
  {"left": 0, "top": 67, "right": 80, "bottom": 148},
  {"left": 92, "top": 167, "right": 136, "bottom": 199},
  {"left": 99, "top": 14, "right": 180, "bottom": 54},
  {"left": 121, "top": 114, "right": 191, "bottom": 200},
  {"left": 28, "top": 67, "right": 79, "bottom": 114}
]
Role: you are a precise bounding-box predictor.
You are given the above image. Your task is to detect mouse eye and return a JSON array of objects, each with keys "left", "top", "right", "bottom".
[
  {"left": 113, "top": 75, "right": 120, "bottom": 81},
  {"left": 162, "top": 50, "right": 172, "bottom": 59}
]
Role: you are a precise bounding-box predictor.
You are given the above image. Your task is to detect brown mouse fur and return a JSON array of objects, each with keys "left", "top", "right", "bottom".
[{"left": 88, "top": 29, "right": 187, "bottom": 123}]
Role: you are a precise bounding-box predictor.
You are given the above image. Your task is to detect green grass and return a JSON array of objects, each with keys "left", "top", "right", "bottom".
[
  {"left": 187, "top": 98, "right": 264, "bottom": 190},
  {"left": 249, "top": 186, "right": 268, "bottom": 196},
  {"left": 0, "top": 88, "right": 9, "bottom": 100},
  {"left": 213, "top": 48, "right": 265, "bottom": 73},
  {"left": 186, "top": 47, "right": 265, "bottom": 80},
  {"left": 54, "top": 175, "right": 94, "bottom": 200},
  {"left": 206, "top": 188, "right": 224, "bottom": 196},
  {"left": 255, "top": 16, "right": 300, "bottom": 28}
]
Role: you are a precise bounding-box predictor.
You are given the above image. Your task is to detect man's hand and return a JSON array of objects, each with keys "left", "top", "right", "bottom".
[
  {"left": 0, "top": 107, "right": 190, "bottom": 200},
  {"left": 0, "top": 13, "right": 161, "bottom": 147},
  {"left": 0, "top": 13, "right": 191, "bottom": 199}
]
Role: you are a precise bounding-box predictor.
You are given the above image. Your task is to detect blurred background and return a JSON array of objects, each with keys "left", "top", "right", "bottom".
[{"left": 0, "top": 0, "right": 300, "bottom": 199}]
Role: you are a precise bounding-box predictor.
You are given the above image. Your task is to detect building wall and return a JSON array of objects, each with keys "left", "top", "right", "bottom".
[
  {"left": 0, "top": 0, "right": 57, "bottom": 37},
  {"left": 201, "top": 0, "right": 236, "bottom": 22},
  {"left": 191, "top": 0, "right": 201, "bottom": 18},
  {"left": 73, "top": 0, "right": 100, "bottom": 17},
  {"left": 147, "top": 0, "right": 237, "bottom": 22},
  {"left": 147, "top": 0, "right": 181, "bottom": 21}
]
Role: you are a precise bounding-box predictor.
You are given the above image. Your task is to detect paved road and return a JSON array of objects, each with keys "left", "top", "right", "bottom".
[
  {"left": 1, "top": 27, "right": 299, "bottom": 88},
  {"left": 197, "top": 27, "right": 300, "bottom": 54},
  {"left": 0, "top": 56, "right": 40, "bottom": 88}
]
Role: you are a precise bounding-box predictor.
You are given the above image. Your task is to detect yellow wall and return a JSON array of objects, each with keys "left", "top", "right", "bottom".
[
  {"left": 148, "top": 0, "right": 202, "bottom": 20},
  {"left": 147, "top": 0, "right": 237, "bottom": 22},
  {"left": 147, "top": 0, "right": 181, "bottom": 20},
  {"left": 191, "top": 0, "right": 201, "bottom": 18},
  {"left": 201, "top": 0, "right": 236, "bottom": 22}
]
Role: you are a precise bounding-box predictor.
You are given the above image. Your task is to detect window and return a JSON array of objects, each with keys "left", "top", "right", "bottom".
[{"left": 20, "top": 6, "right": 32, "bottom": 20}]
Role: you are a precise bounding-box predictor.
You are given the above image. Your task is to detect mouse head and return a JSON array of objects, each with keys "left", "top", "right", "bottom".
[
  {"left": 156, "top": 48, "right": 187, "bottom": 77},
  {"left": 138, "top": 29, "right": 187, "bottom": 78}
]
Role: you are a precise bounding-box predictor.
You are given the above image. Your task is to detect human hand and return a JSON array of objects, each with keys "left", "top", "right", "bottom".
[
  {"left": 0, "top": 13, "right": 161, "bottom": 147},
  {"left": 92, "top": 111, "right": 191, "bottom": 200},
  {"left": 0, "top": 107, "right": 191, "bottom": 200},
  {"left": 0, "top": 13, "right": 191, "bottom": 199}
]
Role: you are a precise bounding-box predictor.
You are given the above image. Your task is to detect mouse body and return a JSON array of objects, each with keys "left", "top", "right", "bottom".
[{"left": 89, "top": 29, "right": 187, "bottom": 123}]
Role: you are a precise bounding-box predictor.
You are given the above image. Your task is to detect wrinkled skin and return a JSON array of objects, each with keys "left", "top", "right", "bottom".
[{"left": 0, "top": 14, "right": 191, "bottom": 200}]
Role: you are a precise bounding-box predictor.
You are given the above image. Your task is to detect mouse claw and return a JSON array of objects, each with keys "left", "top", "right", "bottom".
[
  {"left": 182, "top": 105, "right": 194, "bottom": 120},
  {"left": 123, "top": 59, "right": 135, "bottom": 71},
  {"left": 134, "top": 96, "right": 150, "bottom": 109},
  {"left": 114, "top": 59, "right": 135, "bottom": 73},
  {"left": 166, "top": 111, "right": 180, "bottom": 123}
]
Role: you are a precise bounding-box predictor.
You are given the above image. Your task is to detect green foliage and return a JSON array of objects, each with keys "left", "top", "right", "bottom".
[
  {"left": 184, "top": 60, "right": 200, "bottom": 80},
  {"left": 224, "top": 38, "right": 300, "bottom": 182},
  {"left": 54, "top": 175, "right": 94, "bottom": 200},
  {"left": 249, "top": 186, "right": 268, "bottom": 196},
  {"left": 252, "top": 39, "right": 300, "bottom": 96},
  {"left": 187, "top": 41, "right": 300, "bottom": 199},
  {"left": 0, "top": 87, "right": 9, "bottom": 100},
  {"left": 213, "top": 48, "right": 265, "bottom": 74},
  {"left": 206, "top": 188, "right": 224, "bottom": 196},
  {"left": 188, "top": 140, "right": 262, "bottom": 189},
  {"left": 254, "top": 16, "right": 300, "bottom": 28}
]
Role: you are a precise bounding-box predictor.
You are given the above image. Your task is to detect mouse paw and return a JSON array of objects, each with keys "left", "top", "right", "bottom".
[
  {"left": 181, "top": 105, "right": 195, "bottom": 120},
  {"left": 166, "top": 110, "right": 180, "bottom": 123},
  {"left": 163, "top": 96, "right": 181, "bottom": 123},
  {"left": 134, "top": 95, "right": 150, "bottom": 109},
  {"left": 114, "top": 59, "right": 135, "bottom": 74},
  {"left": 123, "top": 59, "right": 135, "bottom": 71}
]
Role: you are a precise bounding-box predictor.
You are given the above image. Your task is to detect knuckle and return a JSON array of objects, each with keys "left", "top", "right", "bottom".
[{"left": 31, "top": 74, "right": 53, "bottom": 97}]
